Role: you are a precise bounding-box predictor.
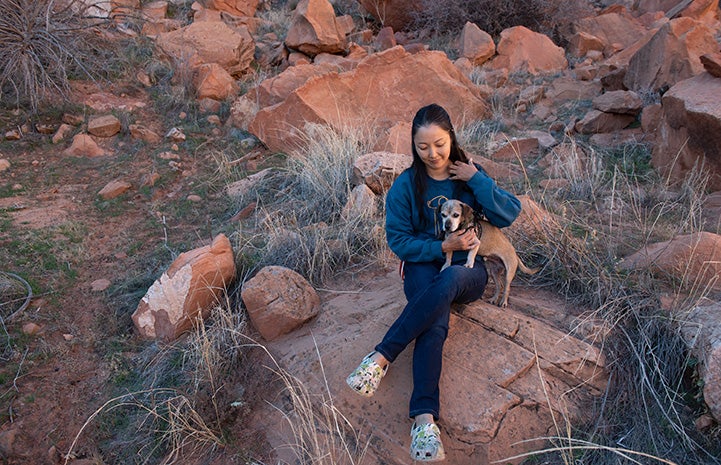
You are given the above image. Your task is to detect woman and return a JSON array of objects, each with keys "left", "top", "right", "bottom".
[{"left": 346, "top": 104, "right": 521, "bottom": 462}]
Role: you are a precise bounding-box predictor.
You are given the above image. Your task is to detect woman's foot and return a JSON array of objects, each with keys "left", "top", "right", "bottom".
[
  {"left": 346, "top": 351, "right": 388, "bottom": 397},
  {"left": 410, "top": 415, "right": 445, "bottom": 462}
]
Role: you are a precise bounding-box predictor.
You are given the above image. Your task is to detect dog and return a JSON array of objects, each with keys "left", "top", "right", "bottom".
[{"left": 439, "top": 199, "right": 539, "bottom": 307}]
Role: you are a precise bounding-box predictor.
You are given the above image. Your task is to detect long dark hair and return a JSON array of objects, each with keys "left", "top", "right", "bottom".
[{"left": 410, "top": 103, "right": 470, "bottom": 225}]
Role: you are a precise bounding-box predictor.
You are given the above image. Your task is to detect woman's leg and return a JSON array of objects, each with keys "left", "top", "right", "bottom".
[{"left": 375, "top": 262, "right": 488, "bottom": 366}]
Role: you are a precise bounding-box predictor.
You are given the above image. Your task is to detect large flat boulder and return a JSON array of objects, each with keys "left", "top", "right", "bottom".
[
  {"left": 155, "top": 19, "right": 255, "bottom": 76},
  {"left": 248, "top": 46, "right": 489, "bottom": 154},
  {"left": 652, "top": 72, "right": 721, "bottom": 189},
  {"left": 623, "top": 17, "right": 717, "bottom": 92},
  {"left": 250, "top": 269, "right": 607, "bottom": 465}
]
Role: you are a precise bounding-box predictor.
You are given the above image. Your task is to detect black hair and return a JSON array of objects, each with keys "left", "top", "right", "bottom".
[{"left": 410, "top": 103, "right": 470, "bottom": 225}]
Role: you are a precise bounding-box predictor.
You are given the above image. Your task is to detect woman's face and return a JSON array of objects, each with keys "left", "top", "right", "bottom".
[{"left": 413, "top": 123, "right": 452, "bottom": 176}]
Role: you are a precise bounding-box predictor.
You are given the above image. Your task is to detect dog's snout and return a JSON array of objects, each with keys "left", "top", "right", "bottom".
[{"left": 443, "top": 219, "right": 453, "bottom": 231}]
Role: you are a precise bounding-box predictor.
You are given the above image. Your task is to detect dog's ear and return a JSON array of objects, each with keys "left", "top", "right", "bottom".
[{"left": 459, "top": 203, "right": 475, "bottom": 228}]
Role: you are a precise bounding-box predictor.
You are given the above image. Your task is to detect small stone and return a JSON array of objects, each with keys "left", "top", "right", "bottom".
[
  {"left": 5, "top": 129, "right": 21, "bottom": 140},
  {"left": 165, "top": 127, "right": 186, "bottom": 141},
  {"left": 62, "top": 334, "right": 74, "bottom": 341},
  {"left": 62, "top": 113, "right": 84, "bottom": 126},
  {"left": 179, "top": 112, "right": 187, "bottom": 120},
  {"left": 22, "top": 322, "right": 42, "bottom": 335},
  {"left": 0, "top": 159, "right": 10, "bottom": 172},
  {"left": 187, "top": 194, "right": 202, "bottom": 202},
  {"left": 98, "top": 180, "right": 132, "bottom": 200},
  {"left": 90, "top": 278, "right": 111, "bottom": 291}
]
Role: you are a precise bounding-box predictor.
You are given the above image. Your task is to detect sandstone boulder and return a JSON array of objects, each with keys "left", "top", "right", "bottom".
[
  {"left": 251, "top": 269, "right": 606, "bottom": 465},
  {"left": 241, "top": 266, "right": 320, "bottom": 341},
  {"left": 592, "top": 90, "right": 643, "bottom": 114},
  {"left": 207, "top": 0, "right": 259, "bottom": 17},
  {"left": 459, "top": 22, "right": 495, "bottom": 66},
  {"left": 88, "top": 115, "right": 121, "bottom": 138},
  {"left": 681, "top": 301, "right": 721, "bottom": 423},
  {"left": 508, "top": 195, "right": 561, "bottom": 241},
  {"left": 701, "top": 52, "right": 721, "bottom": 77},
  {"left": 575, "top": 110, "right": 636, "bottom": 134},
  {"left": 352, "top": 151, "right": 412, "bottom": 195},
  {"left": 357, "top": 0, "right": 419, "bottom": 31},
  {"left": 132, "top": 234, "right": 237, "bottom": 341},
  {"left": 652, "top": 72, "right": 721, "bottom": 190},
  {"left": 623, "top": 17, "right": 717, "bottom": 92},
  {"left": 488, "top": 26, "right": 567, "bottom": 75},
  {"left": 342, "top": 184, "right": 378, "bottom": 219},
  {"left": 248, "top": 46, "right": 489, "bottom": 153},
  {"left": 619, "top": 232, "right": 721, "bottom": 291},
  {"left": 64, "top": 134, "right": 106, "bottom": 157},
  {"left": 193, "top": 63, "right": 239, "bottom": 101},
  {"left": 702, "top": 191, "right": 721, "bottom": 230},
  {"left": 572, "top": 11, "right": 647, "bottom": 52},
  {"left": 285, "top": 0, "right": 346, "bottom": 56},
  {"left": 98, "top": 180, "right": 132, "bottom": 200},
  {"left": 156, "top": 20, "right": 254, "bottom": 76}
]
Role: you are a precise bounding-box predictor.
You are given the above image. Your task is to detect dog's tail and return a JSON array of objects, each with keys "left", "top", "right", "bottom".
[{"left": 517, "top": 257, "right": 540, "bottom": 275}]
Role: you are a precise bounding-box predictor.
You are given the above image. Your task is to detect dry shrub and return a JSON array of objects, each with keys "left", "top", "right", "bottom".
[
  {"left": 0, "top": 0, "right": 112, "bottom": 111},
  {"left": 410, "top": 0, "right": 595, "bottom": 42}
]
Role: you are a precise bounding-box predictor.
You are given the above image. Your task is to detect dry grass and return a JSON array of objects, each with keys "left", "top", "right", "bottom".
[{"left": 0, "top": 0, "right": 111, "bottom": 111}]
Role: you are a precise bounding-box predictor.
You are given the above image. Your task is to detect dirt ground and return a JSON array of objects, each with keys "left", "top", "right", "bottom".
[{"left": 0, "top": 82, "right": 278, "bottom": 464}]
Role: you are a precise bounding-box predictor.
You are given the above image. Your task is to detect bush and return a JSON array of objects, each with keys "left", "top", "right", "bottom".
[
  {"left": 410, "top": 0, "right": 594, "bottom": 42},
  {"left": 0, "top": 0, "right": 108, "bottom": 111}
]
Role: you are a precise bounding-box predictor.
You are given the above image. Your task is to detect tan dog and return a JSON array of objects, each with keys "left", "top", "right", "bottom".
[{"left": 439, "top": 199, "right": 539, "bottom": 307}]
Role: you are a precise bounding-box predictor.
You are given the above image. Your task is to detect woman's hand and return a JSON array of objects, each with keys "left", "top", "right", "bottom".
[
  {"left": 441, "top": 229, "right": 479, "bottom": 252},
  {"left": 448, "top": 158, "right": 478, "bottom": 182}
]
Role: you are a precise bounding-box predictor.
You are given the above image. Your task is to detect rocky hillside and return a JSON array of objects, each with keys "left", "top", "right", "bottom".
[{"left": 1, "top": 0, "right": 721, "bottom": 464}]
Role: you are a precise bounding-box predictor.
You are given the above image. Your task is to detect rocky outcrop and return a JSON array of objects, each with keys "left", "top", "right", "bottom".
[
  {"left": 623, "top": 17, "right": 718, "bottom": 92},
  {"left": 680, "top": 300, "right": 721, "bottom": 423},
  {"left": 156, "top": 19, "right": 255, "bottom": 76},
  {"left": 357, "top": 0, "right": 419, "bottom": 31},
  {"left": 351, "top": 151, "right": 412, "bottom": 195},
  {"left": 132, "top": 234, "right": 237, "bottom": 341},
  {"left": 619, "top": 231, "right": 721, "bottom": 291},
  {"left": 652, "top": 72, "right": 721, "bottom": 190},
  {"left": 241, "top": 266, "right": 320, "bottom": 341},
  {"left": 488, "top": 26, "right": 568, "bottom": 75},
  {"left": 459, "top": 21, "right": 495, "bottom": 66},
  {"left": 247, "top": 46, "right": 488, "bottom": 153},
  {"left": 285, "top": 0, "right": 347, "bottom": 56},
  {"left": 207, "top": 0, "right": 259, "bottom": 17},
  {"left": 251, "top": 270, "right": 607, "bottom": 465}
]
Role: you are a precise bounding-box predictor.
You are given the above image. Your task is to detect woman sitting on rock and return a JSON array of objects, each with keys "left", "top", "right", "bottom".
[{"left": 346, "top": 103, "right": 521, "bottom": 462}]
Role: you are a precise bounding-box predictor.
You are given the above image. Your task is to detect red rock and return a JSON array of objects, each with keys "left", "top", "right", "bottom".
[
  {"left": 285, "top": 0, "right": 346, "bottom": 56},
  {"left": 241, "top": 266, "right": 320, "bottom": 341},
  {"left": 98, "top": 180, "right": 132, "bottom": 200},
  {"left": 701, "top": 52, "right": 721, "bottom": 77},
  {"left": 592, "top": 90, "right": 643, "bottom": 115},
  {"left": 132, "top": 234, "right": 237, "bottom": 341},
  {"left": 571, "top": 11, "right": 647, "bottom": 51},
  {"left": 207, "top": 0, "right": 259, "bottom": 17},
  {"left": 623, "top": 17, "right": 717, "bottom": 92},
  {"left": 352, "top": 151, "right": 412, "bottom": 194},
  {"left": 357, "top": 0, "right": 420, "bottom": 31},
  {"left": 620, "top": 232, "right": 721, "bottom": 291},
  {"left": 88, "top": 115, "right": 121, "bottom": 138},
  {"left": 156, "top": 20, "right": 255, "bottom": 76},
  {"left": 64, "top": 134, "right": 106, "bottom": 157},
  {"left": 249, "top": 46, "right": 488, "bottom": 153},
  {"left": 459, "top": 22, "right": 495, "bottom": 65},
  {"left": 193, "top": 63, "right": 239, "bottom": 100},
  {"left": 375, "top": 26, "right": 396, "bottom": 51},
  {"left": 575, "top": 109, "right": 636, "bottom": 134},
  {"left": 653, "top": 72, "right": 721, "bottom": 189},
  {"left": 489, "top": 26, "right": 567, "bottom": 75}
]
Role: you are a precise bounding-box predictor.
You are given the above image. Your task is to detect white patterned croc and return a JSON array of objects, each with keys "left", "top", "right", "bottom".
[
  {"left": 410, "top": 422, "right": 445, "bottom": 462},
  {"left": 346, "top": 351, "right": 388, "bottom": 397}
]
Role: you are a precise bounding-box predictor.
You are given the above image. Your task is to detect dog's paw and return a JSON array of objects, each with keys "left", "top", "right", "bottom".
[{"left": 440, "top": 264, "right": 450, "bottom": 272}]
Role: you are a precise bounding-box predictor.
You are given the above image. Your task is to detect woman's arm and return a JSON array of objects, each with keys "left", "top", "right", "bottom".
[{"left": 385, "top": 175, "right": 445, "bottom": 263}]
